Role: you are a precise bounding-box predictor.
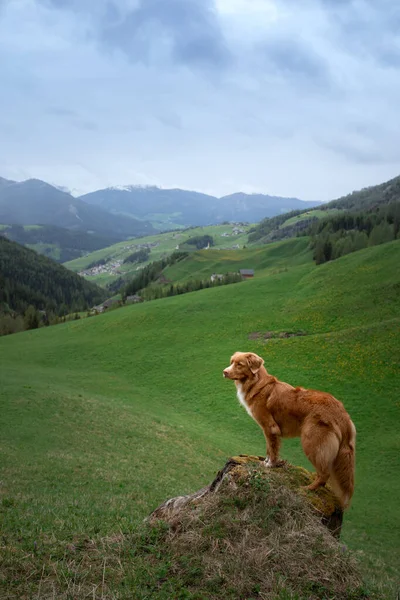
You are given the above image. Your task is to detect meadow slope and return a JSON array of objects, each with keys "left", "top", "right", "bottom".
[
  {"left": 64, "top": 224, "right": 251, "bottom": 287},
  {"left": 162, "top": 237, "right": 313, "bottom": 284},
  {"left": 1, "top": 240, "right": 399, "bottom": 597}
]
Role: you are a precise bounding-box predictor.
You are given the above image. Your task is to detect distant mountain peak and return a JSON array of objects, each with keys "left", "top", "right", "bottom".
[
  {"left": 0, "top": 176, "right": 17, "bottom": 186},
  {"left": 109, "top": 184, "right": 154, "bottom": 192},
  {"left": 0, "top": 176, "right": 155, "bottom": 237},
  {"left": 79, "top": 184, "right": 321, "bottom": 227}
]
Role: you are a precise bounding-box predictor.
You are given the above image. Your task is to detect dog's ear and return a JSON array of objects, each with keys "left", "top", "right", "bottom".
[{"left": 247, "top": 353, "right": 264, "bottom": 374}]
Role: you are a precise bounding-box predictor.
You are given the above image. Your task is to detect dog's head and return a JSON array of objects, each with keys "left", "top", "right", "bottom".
[{"left": 223, "top": 352, "right": 265, "bottom": 381}]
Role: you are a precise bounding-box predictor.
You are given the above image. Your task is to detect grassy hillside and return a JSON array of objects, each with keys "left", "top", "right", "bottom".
[
  {"left": 280, "top": 208, "right": 342, "bottom": 228},
  {"left": 249, "top": 174, "right": 400, "bottom": 248},
  {"left": 163, "top": 237, "right": 312, "bottom": 284},
  {"left": 1, "top": 240, "right": 399, "bottom": 597},
  {"left": 64, "top": 224, "right": 251, "bottom": 287}
]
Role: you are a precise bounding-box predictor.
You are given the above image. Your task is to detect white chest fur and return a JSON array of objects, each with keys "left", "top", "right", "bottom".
[{"left": 236, "top": 383, "right": 254, "bottom": 419}]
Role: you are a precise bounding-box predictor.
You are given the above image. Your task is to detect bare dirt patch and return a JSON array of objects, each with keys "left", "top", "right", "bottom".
[{"left": 249, "top": 330, "right": 308, "bottom": 341}]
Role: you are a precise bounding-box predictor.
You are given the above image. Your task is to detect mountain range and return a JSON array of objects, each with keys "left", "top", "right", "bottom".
[
  {"left": 80, "top": 185, "right": 322, "bottom": 226},
  {"left": 0, "top": 178, "right": 155, "bottom": 238},
  {"left": 0, "top": 177, "right": 322, "bottom": 234}
]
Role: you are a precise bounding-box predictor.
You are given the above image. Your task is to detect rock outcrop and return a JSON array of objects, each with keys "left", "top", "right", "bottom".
[
  {"left": 141, "top": 456, "right": 365, "bottom": 598},
  {"left": 150, "top": 455, "right": 344, "bottom": 538}
]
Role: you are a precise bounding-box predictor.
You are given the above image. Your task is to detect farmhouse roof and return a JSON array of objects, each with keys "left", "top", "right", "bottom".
[
  {"left": 126, "top": 295, "right": 143, "bottom": 303},
  {"left": 240, "top": 269, "right": 254, "bottom": 276}
]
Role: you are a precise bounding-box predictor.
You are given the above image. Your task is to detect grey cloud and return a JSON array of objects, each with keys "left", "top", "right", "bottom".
[
  {"left": 318, "top": 0, "right": 400, "bottom": 68},
  {"left": 261, "top": 37, "right": 330, "bottom": 87},
  {"left": 1, "top": 0, "right": 400, "bottom": 200},
  {"left": 46, "top": 107, "right": 78, "bottom": 117},
  {"left": 316, "top": 130, "right": 400, "bottom": 165},
  {"left": 100, "top": 0, "right": 232, "bottom": 68},
  {"left": 321, "top": 142, "right": 387, "bottom": 166},
  {"left": 46, "top": 107, "right": 97, "bottom": 130},
  {"left": 39, "top": 0, "right": 110, "bottom": 12},
  {"left": 38, "top": 0, "right": 232, "bottom": 69},
  {"left": 282, "top": 0, "right": 400, "bottom": 69},
  {"left": 73, "top": 120, "right": 98, "bottom": 131},
  {"left": 157, "top": 112, "right": 182, "bottom": 129}
]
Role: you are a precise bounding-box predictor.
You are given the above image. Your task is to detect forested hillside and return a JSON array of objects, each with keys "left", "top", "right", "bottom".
[
  {"left": 325, "top": 174, "right": 400, "bottom": 211},
  {"left": 0, "top": 237, "right": 106, "bottom": 335},
  {"left": 248, "top": 175, "right": 400, "bottom": 265},
  {"left": 1, "top": 224, "right": 121, "bottom": 262},
  {"left": 310, "top": 201, "right": 400, "bottom": 263},
  {"left": 247, "top": 209, "right": 313, "bottom": 243}
]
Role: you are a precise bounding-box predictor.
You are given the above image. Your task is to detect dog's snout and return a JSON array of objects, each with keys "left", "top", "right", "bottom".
[{"left": 223, "top": 368, "right": 229, "bottom": 378}]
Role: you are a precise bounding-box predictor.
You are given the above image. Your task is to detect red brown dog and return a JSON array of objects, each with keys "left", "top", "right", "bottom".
[{"left": 223, "top": 352, "right": 356, "bottom": 508}]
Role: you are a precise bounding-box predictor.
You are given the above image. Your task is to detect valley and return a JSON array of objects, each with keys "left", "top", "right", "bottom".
[
  {"left": 1, "top": 172, "right": 400, "bottom": 598},
  {"left": 64, "top": 224, "right": 252, "bottom": 287},
  {"left": 1, "top": 238, "right": 399, "bottom": 598},
  {"left": 3, "top": 2, "right": 400, "bottom": 594}
]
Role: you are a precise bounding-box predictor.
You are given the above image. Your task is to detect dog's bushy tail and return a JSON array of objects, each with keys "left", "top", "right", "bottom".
[{"left": 330, "top": 420, "right": 356, "bottom": 509}]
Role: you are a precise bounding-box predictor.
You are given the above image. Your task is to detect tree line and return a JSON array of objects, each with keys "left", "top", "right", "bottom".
[
  {"left": 247, "top": 211, "right": 309, "bottom": 243},
  {"left": 322, "top": 174, "right": 400, "bottom": 211},
  {"left": 123, "top": 247, "right": 150, "bottom": 264},
  {"left": 0, "top": 237, "right": 106, "bottom": 336},
  {"left": 181, "top": 234, "right": 214, "bottom": 249},
  {"left": 3, "top": 224, "right": 120, "bottom": 262},
  {"left": 308, "top": 201, "right": 400, "bottom": 264},
  {"left": 122, "top": 251, "right": 188, "bottom": 296},
  {"left": 139, "top": 272, "right": 242, "bottom": 302}
]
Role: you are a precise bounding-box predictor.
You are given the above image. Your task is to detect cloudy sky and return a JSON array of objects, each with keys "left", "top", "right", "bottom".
[{"left": 1, "top": 0, "right": 400, "bottom": 199}]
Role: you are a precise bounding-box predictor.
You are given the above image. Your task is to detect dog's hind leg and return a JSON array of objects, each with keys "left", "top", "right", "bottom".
[{"left": 301, "top": 423, "right": 340, "bottom": 491}]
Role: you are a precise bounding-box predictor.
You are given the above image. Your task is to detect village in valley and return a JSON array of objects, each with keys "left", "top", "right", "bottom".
[{"left": 78, "top": 224, "right": 249, "bottom": 279}]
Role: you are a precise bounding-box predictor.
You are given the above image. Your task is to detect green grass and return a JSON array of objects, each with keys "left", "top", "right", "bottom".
[
  {"left": 280, "top": 209, "right": 342, "bottom": 228},
  {"left": 129, "top": 462, "right": 374, "bottom": 600},
  {"left": 1, "top": 225, "right": 44, "bottom": 232},
  {"left": 64, "top": 224, "right": 253, "bottom": 286},
  {"left": 163, "top": 237, "right": 312, "bottom": 283},
  {"left": 26, "top": 242, "right": 61, "bottom": 260},
  {"left": 144, "top": 211, "right": 187, "bottom": 230},
  {"left": 23, "top": 224, "right": 44, "bottom": 231},
  {"left": 1, "top": 239, "right": 399, "bottom": 597}
]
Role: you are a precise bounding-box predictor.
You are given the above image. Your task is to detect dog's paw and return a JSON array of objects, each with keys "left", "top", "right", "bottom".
[{"left": 264, "top": 458, "right": 286, "bottom": 468}]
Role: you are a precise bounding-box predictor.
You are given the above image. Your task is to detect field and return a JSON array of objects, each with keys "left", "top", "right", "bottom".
[
  {"left": 280, "top": 208, "right": 342, "bottom": 228},
  {"left": 163, "top": 237, "right": 313, "bottom": 283},
  {"left": 1, "top": 239, "right": 399, "bottom": 598},
  {"left": 25, "top": 242, "right": 60, "bottom": 260},
  {"left": 64, "top": 225, "right": 251, "bottom": 286}
]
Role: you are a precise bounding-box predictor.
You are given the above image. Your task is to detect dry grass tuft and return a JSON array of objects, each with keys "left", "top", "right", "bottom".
[{"left": 147, "top": 461, "right": 365, "bottom": 599}]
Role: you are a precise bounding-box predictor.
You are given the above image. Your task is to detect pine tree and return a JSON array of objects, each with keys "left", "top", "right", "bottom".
[{"left": 24, "top": 305, "right": 40, "bottom": 330}]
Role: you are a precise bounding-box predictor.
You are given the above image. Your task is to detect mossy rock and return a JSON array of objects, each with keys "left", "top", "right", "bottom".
[
  {"left": 144, "top": 456, "right": 369, "bottom": 599},
  {"left": 150, "top": 455, "right": 343, "bottom": 537}
]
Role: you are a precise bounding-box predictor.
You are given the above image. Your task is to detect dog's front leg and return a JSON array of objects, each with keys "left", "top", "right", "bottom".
[
  {"left": 255, "top": 414, "right": 282, "bottom": 467},
  {"left": 264, "top": 430, "right": 281, "bottom": 467}
]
